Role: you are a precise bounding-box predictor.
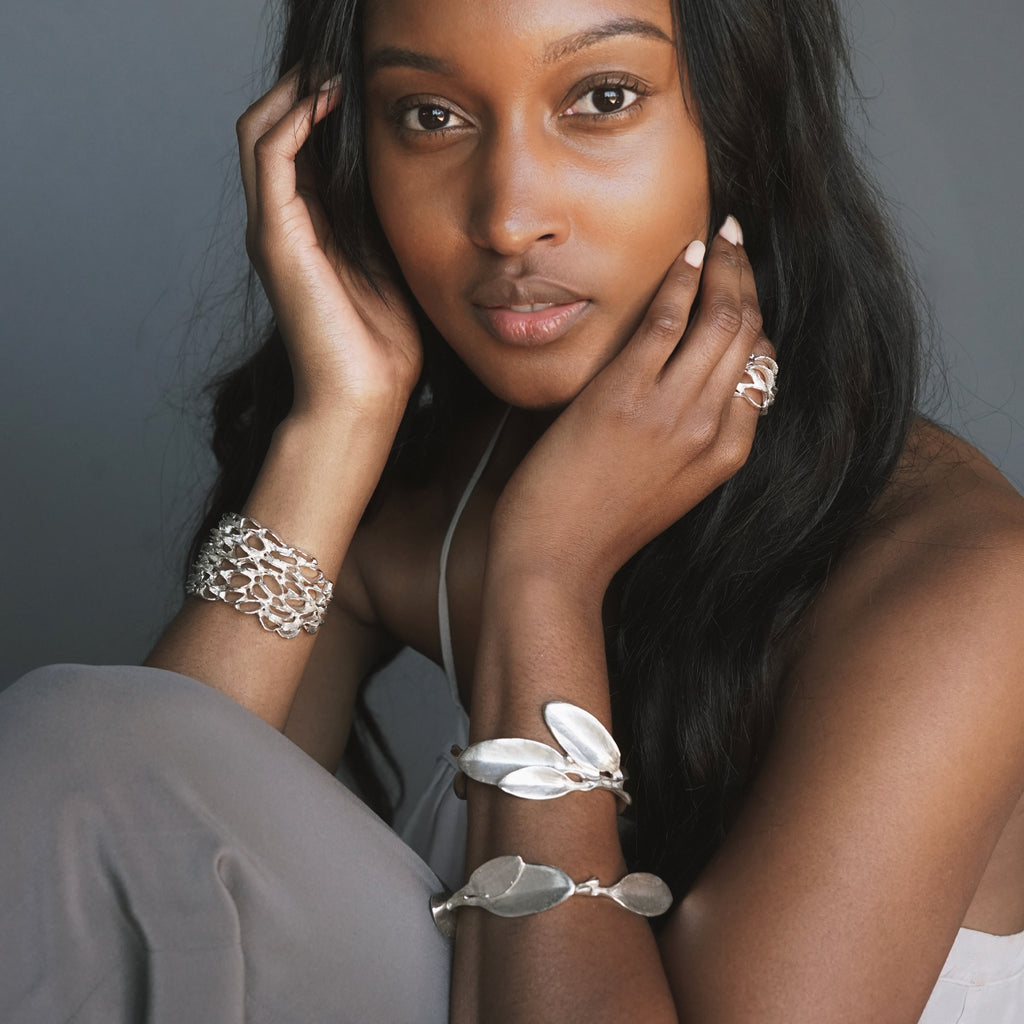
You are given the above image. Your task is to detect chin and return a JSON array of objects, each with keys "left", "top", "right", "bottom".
[
  {"left": 446, "top": 334, "right": 625, "bottom": 412},
  {"left": 480, "top": 380, "right": 579, "bottom": 412},
  {"left": 464, "top": 361, "right": 595, "bottom": 412}
]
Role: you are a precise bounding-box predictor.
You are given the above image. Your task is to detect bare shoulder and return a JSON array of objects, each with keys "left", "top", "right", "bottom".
[
  {"left": 783, "top": 422, "right": 1024, "bottom": 772},
  {"left": 796, "top": 420, "right": 1024, "bottom": 683},
  {"left": 880, "top": 419, "right": 1024, "bottom": 553},
  {"left": 661, "top": 426, "right": 1024, "bottom": 1016},
  {"left": 777, "top": 419, "right": 1024, "bottom": 924}
]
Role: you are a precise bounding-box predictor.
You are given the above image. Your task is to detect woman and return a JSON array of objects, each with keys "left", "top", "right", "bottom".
[{"left": 3, "top": 0, "right": 1023, "bottom": 1021}]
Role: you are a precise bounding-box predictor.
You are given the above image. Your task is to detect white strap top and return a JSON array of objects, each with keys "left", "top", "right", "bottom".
[
  {"left": 397, "top": 409, "right": 510, "bottom": 890},
  {"left": 437, "top": 407, "right": 511, "bottom": 706},
  {"left": 918, "top": 925, "right": 1024, "bottom": 1022}
]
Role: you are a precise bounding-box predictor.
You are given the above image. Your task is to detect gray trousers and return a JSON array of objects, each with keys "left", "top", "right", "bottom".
[{"left": 0, "top": 665, "right": 451, "bottom": 1023}]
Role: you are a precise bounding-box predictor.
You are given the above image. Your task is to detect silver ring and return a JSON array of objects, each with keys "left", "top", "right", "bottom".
[{"left": 734, "top": 354, "right": 778, "bottom": 415}]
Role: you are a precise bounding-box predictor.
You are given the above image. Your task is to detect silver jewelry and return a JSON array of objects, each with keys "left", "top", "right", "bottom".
[
  {"left": 430, "top": 855, "right": 672, "bottom": 937},
  {"left": 734, "top": 353, "right": 778, "bottom": 415},
  {"left": 186, "top": 513, "right": 334, "bottom": 639},
  {"left": 456, "top": 702, "right": 631, "bottom": 807}
]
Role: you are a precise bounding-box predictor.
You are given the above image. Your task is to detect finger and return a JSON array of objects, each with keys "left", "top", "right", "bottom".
[
  {"left": 711, "top": 332, "right": 777, "bottom": 445},
  {"left": 702, "top": 329, "right": 775, "bottom": 492},
  {"left": 238, "top": 69, "right": 342, "bottom": 239},
  {"left": 713, "top": 341, "right": 776, "bottom": 478},
  {"left": 670, "top": 216, "right": 748, "bottom": 377},
  {"left": 704, "top": 220, "right": 773, "bottom": 416},
  {"left": 237, "top": 66, "right": 302, "bottom": 229},
  {"left": 250, "top": 81, "right": 342, "bottom": 231},
  {"left": 624, "top": 237, "right": 707, "bottom": 376},
  {"left": 703, "top": 229, "right": 767, "bottom": 389},
  {"left": 666, "top": 216, "right": 763, "bottom": 387}
]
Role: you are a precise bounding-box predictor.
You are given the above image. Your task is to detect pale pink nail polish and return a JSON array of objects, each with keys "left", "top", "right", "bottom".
[
  {"left": 684, "top": 240, "right": 706, "bottom": 268},
  {"left": 718, "top": 216, "right": 742, "bottom": 246}
]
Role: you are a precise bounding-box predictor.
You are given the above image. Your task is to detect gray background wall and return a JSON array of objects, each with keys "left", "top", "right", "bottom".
[{"left": 2, "top": 1, "right": 1022, "bottom": 703}]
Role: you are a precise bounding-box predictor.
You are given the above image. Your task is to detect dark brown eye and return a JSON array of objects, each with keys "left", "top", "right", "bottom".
[
  {"left": 567, "top": 82, "right": 642, "bottom": 118},
  {"left": 418, "top": 105, "right": 450, "bottom": 129},
  {"left": 591, "top": 88, "right": 626, "bottom": 113}
]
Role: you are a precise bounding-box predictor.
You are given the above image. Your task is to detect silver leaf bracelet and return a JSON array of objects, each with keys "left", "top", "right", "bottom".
[
  {"left": 430, "top": 854, "right": 672, "bottom": 937},
  {"left": 456, "top": 701, "right": 631, "bottom": 807},
  {"left": 434, "top": 702, "right": 671, "bottom": 935}
]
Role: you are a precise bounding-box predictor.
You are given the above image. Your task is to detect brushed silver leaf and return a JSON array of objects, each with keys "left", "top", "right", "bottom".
[
  {"left": 498, "top": 765, "right": 579, "bottom": 800},
  {"left": 544, "top": 701, "right": 621, "bottom": 775},
  {"left": 429, "top": 893, "right": 457, "bottom": 938},
  {"left": 484, "top": 863, "right": 575, "bottom": 917},
  {"left": 458, "top": 738, "right": 570, "bottom": 785},
  {"left": 607, "top": 873, "right": 673, "bottom": 917},
  {"left": 464, "top": 855, "right": 525, "bottom": 899}
]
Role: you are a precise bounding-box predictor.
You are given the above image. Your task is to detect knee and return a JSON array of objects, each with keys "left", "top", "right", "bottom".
[{"left": 0, "top": 664, "right": 212, "bottom": 779}]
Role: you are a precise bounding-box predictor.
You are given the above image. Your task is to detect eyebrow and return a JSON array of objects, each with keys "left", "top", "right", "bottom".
[
  {"left": 364, "top": 47, "right": 454, "bottom": 78},
  {"left": 543, "top": 17, "right": 674, "bottom": 64},
  {"left": 364, "top": 16, "right": 674, "bottom": 79}
]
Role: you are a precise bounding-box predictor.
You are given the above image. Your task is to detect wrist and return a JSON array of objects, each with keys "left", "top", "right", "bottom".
[
  {"left": 472, "top": 564, "right": 609, "bottom": 731},
  {"left": 241, "top": 409, "right": 397, "bottom": 580},
  {"left": 486, "top": 511, "right": 615, "bottom": 604},
  {"left": 284, "top": 386, "right": 409, "bottom": 443},
  {"left": 269, "top": 404, "right": 398, "bottom": 483},
  {"left": 481, "top": 554, "right": 605, "bottom": 621}
]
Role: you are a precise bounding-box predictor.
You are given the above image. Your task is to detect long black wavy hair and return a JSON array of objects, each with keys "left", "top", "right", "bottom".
[{"left": 193, "top": 0, "right": 920, "bottom": 900}]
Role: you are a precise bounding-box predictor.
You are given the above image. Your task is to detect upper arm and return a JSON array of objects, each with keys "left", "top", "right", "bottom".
[{"left": 659, "top": 525, "right": 1024, "bottom": 1023}]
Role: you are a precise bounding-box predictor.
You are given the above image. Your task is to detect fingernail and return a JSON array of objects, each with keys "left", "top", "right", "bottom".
[
  {"left": 718, "top": 215, "right": 742, "bottom": 246},
  {"left": 319, "top": 73, "right": 343, "bottom": 93},
  {"left": 683, "top": 240, "right": 706, "bottom": 268}
]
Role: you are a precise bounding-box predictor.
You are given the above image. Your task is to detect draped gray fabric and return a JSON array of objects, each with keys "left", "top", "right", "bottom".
[{"left": 0, "top": 665, "right": 451, "bottom": 1023}]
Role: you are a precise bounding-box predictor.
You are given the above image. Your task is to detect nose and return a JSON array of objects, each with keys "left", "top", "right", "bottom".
[{"left": 466, "top": 125, "right": 571, "bottom": 256}]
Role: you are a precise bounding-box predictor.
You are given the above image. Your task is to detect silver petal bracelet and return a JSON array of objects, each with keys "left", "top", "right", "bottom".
[
  {"left": 456, "top": 701, "right": 632, "bottom": 807},
  {"left": 430, "top": 855, "right": 672, "bottom": 937},
  {"left": 435, "top": 702, "right": 671, "bottom": 936}
]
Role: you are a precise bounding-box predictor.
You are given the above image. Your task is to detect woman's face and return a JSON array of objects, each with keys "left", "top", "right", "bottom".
[{"left": 363, "top": 0, "right": 709, "bottom": 409}]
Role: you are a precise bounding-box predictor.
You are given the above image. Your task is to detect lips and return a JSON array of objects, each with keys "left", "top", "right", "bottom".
[{"left": 469, "top": 277, "right": 591, "bottom": 347}]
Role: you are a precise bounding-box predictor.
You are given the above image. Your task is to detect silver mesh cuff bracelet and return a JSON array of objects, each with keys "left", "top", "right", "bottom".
[
  {"left": 186, "top": 513, "right": 334, "bottom": 639},
  {"left": 456, "top": 701, "right": 631, "bottom": 808},
  {"left": 430, "top": 855, "right": 672, "bottom": 937}
]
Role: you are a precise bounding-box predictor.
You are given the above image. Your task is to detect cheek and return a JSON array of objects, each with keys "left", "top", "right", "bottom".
[
  {"left": 594, "top": 126, "right": 709, "bottom": 263},
  {"left": 369, "top": 159, "right": 440, "bottom": 273},
  {"left": 367, "top": 128, "right": 432, "bottom": 261},
  {"left": 367, "top": 159, "right": 467, "bottom": 335},
  {"left": 573, "top": 128, "right": 709, "bottom": 326}
]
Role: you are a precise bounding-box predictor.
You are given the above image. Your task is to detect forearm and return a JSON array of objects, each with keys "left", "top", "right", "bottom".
[
  {"left": 145, "top": 408, "right": 397, "bottom": 728},
  {"left": 452, "top": 561, "right": 677, "bottom": 1023}
]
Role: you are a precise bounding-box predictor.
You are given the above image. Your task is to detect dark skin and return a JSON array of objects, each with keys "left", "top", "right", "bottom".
[{"left": 148, "top": 0, "right": 1024, "bottom": 1020}]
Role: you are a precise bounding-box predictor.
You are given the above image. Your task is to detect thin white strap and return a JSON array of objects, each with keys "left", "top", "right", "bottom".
[{"left": 438, "top": 408, "right": 512, "bottom": 700}]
